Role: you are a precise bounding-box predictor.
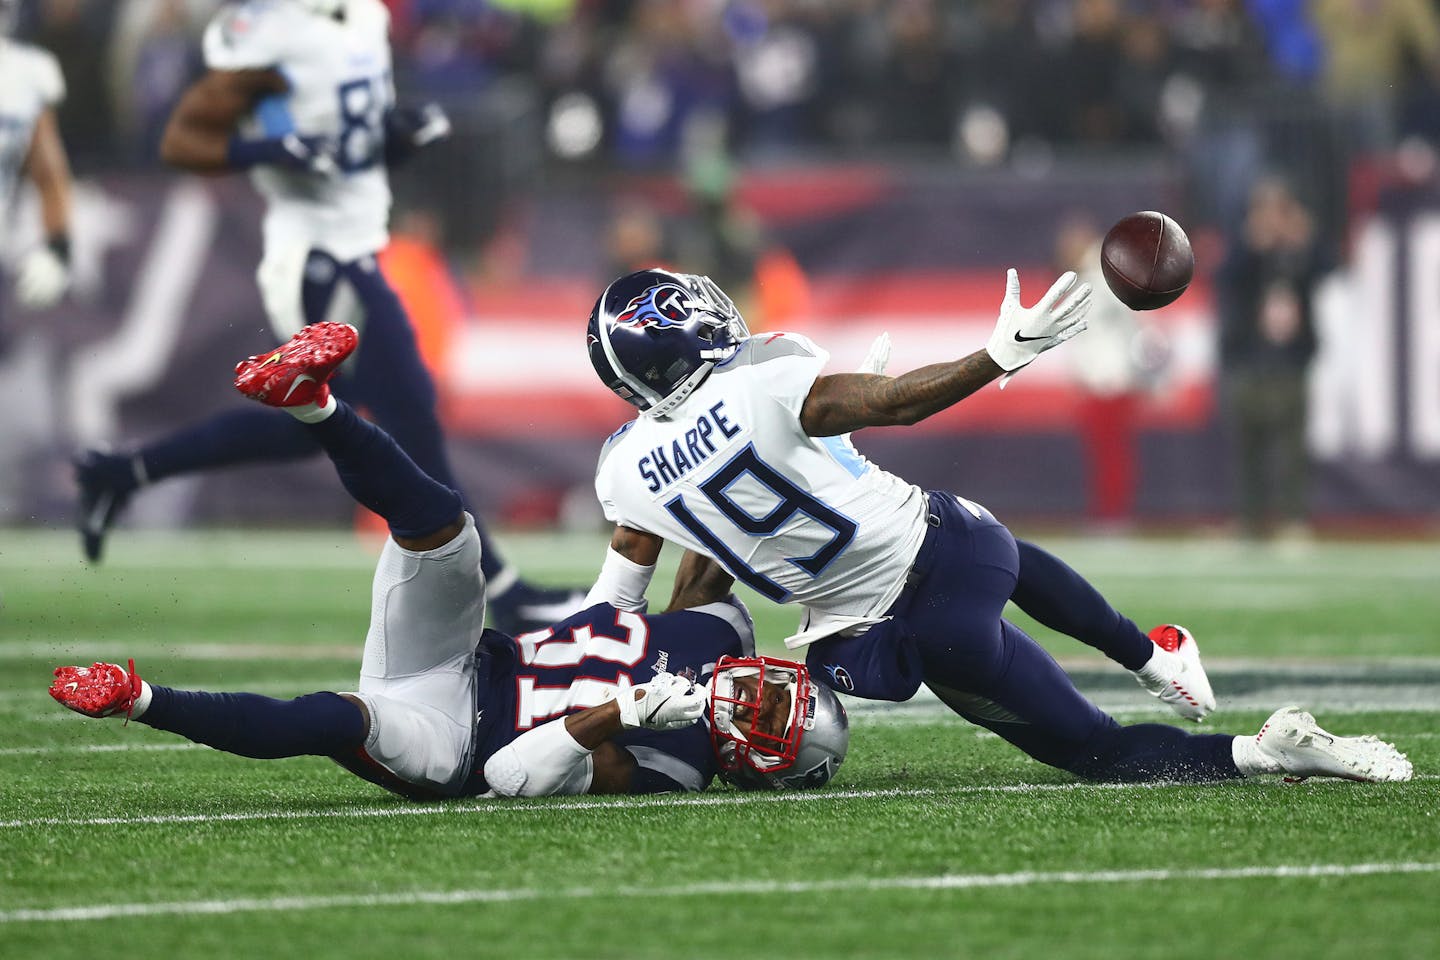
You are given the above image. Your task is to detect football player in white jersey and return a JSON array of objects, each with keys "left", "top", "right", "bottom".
[
  {"left": 581, "top": 268, "right": 1413, "bottom": 785},
  {"left": 72, "top": 0, "right": 584, "bottom": 635},
  {"left": 51, "top": 321, "right": 849, "bottom": 799},
  {"left": 0, "top": 0, "right": 73, "bottom": 315}
]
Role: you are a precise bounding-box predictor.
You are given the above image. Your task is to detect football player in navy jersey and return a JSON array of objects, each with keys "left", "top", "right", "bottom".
[
  {"left": 70, "top": 0, "right": 580, "bottom": 635},
  {"left": 50, "top": 322, "right": 848, "bottom": 798}
]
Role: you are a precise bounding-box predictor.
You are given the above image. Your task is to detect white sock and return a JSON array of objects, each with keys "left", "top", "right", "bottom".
[
  {"left": 1231, "top": 734, "right": 1281, "bottom": 776},
  {"left": 285, "top": 392, "right": 337, "bottom": 424},
  {"left": 1133, "top": 646, "right": 1175, "bottom": 680},
  {"left": 129, "top": 680, "right": 153, "bottom": 720}
]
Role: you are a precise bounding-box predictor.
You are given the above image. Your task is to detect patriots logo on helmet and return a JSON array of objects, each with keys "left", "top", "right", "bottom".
[
  {"left": 614, "top": 283, "right": 694, "bottom": 330},
  {"left": 780, "top": 759, "right": 836, "bottom": 790}
]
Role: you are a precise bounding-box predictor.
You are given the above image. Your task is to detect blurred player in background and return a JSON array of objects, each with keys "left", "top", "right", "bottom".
[
  {"left": 51, "top": 321, "right": 849, "bottom": 798},
  {"left": 1218, "top": 176, "right": 1329, "bottom": 543},
  {"left": 0, "top": 0, "right": 73, "bottom": 518},
  {"left": 1054, "top": 214, "right": 1149, "bottom": 527},
  {"left": 71, "top": 0, "right": 581, "bottom": 633},
  {"left": 582, "top": 268, "right": 1412, "bottom": 784},
  {"left": 0, "top": 0, "right": 73, "bottom": 324}
]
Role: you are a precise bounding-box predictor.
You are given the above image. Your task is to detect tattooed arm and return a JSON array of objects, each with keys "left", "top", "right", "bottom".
[{"left": 798, "top": 350, "right": 1005, "bottom": 437}]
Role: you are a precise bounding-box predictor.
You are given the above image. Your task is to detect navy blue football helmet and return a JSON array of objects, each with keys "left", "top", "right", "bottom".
[{"left": 587, "top": 269, "right": 749, "bottom": 418}]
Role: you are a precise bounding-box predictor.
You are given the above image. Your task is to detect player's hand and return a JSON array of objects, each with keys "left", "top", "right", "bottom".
[
  {"left": 617, "top": 672, "right": 707, "bottom": 731},
  {"left": 228, "top": 134, "right": 339, "bottom": 176},
  {"left": 384, "top": 103, "right": 451, "bottom": 166},
  {"left": 858, "top": 331, "right": 891, "bottom": 375},
  {"left": 16, "top": 244, "right": 69, "bottom": 309},
  {"left": 984, "top": 269, "right": 1091, "bottom": 374},
  {"left": 277, "top": 133, "right": 339, "bottom": 176}
]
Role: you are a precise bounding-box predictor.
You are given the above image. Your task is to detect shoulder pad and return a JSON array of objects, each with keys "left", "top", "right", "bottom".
[
  {"left": 597, "top": 419, "right": 636, "bottom": 468},
  {"left": 204, "top": 0, "right": 293, "bottom": 70},
  {"left": 732, "top": 332, "right": 818, "bottom": 366}
]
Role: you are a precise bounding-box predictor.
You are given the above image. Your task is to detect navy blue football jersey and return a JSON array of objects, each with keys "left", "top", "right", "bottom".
[{"left": 461, "top": 598, "right": 755, "bottom": 796}]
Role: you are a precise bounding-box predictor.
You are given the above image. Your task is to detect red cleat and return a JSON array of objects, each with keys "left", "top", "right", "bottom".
[
  {"left": 50, "top": 659, "right": 142, "bottom": 719},
  {"left": 233, "top": 321, "right": 358, "bottom": 408}
]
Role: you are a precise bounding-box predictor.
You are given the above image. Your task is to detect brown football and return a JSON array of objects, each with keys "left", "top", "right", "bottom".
[{"left": 1100, "top": 211, "right": 1194, "bottom": 310}]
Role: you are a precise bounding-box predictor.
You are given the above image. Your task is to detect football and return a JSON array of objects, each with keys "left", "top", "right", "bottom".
[{"left": 1100, "top": 211, "right": 1194, "bottom": 310}]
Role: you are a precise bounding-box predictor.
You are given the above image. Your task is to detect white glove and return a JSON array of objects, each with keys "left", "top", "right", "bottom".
[
  {"left": 858, "top": 331, "right": 891, "bottom": 375},
  {"left": 984, "top": 269, "right": 1092, "bottom": 374},
  {"left": 16, "top": 245, "right": 70, "bottom": 309},
  {"left": 615, "top": 672, "right": 707, "bottom": 731},
  {"left": 280, "top": 133, "right": 340, "bottom": 177}
]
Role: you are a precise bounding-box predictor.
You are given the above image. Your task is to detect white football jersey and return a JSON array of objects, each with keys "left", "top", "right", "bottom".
[
  {"left": 595, "top": 333, "right": 929, "bottom": 631},
  {"left": 203, "top": 0, "right": 393, "bottom": 262},
  {"left": 0, "top": 37, "right": 64, "bottom": 221}
]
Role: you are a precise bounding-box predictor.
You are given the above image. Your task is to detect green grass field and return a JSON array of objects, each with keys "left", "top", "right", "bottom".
[{"left": 2, "top": 529, "right": 1438, "bottom": 959}]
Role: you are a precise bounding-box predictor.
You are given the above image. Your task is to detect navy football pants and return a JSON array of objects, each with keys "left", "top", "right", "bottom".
[
  {"left": 810, "top": 494, "right": 1239, "bottom": 783},
  {"left": 138, "top": 251, "right": 511, "bottom": 573}
]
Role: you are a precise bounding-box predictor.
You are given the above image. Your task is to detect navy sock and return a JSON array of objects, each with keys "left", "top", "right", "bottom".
[
  {"left": 336, "top": 266, "right": 511, "bottom": 581},
  {"left": 140, "top": 408, "right": 320, "bottom": 483},
  {"left": 1074, "top": 723, "right": 1241, "bottom": 783},
  {"left": 306, "top": 401, "right": 462, "bottom": 539},
  {"left": 139, "top": 687, "right": 365, "bottom": 759},
  {"left": 1010, "top": 540, "right": 1154, "bottom": 670}
]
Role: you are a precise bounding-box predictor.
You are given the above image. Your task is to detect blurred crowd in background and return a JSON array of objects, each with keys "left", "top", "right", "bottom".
[{"left": 15, "top": 1, "right": 1440, "bottom": 234}]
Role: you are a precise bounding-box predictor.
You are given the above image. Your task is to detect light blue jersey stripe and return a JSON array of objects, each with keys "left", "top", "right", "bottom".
[
  {"left": 819, "top": 435, "right": 869, "bottom": 478},
  {"left": 253, "top": 93, "right": 294, "bottom": 137}
]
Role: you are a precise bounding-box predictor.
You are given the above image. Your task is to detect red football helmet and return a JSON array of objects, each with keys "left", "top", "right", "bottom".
[{"left": 708, "top": 655, "right": 849, "bottom": 790}]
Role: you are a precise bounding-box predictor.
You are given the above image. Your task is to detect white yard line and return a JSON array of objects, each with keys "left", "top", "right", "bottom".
[
  {"left": 4, "top": 777, "right": 1435, "bottom": 831},
  {"left": 0, "top": 742, "right": 204, "bottom": 757},
  {"left": 0, "top": 641, "right": 362, "bottom": 661},
  {"left": 3, "top": 861, "right": 1437, "bottom": 924}
]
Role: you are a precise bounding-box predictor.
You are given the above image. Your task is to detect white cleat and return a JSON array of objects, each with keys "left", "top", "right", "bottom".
[
  {"left": 1132, "top": 624, "right": 1216, "bottom": 722},
  {"left": 1255, "top": 706, "right": 1413, "bottom": 783}
]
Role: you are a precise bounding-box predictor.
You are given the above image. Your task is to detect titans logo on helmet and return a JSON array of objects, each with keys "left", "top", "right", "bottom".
[{"left": 615, "top": 283, "right": 693, "bottom": 330}]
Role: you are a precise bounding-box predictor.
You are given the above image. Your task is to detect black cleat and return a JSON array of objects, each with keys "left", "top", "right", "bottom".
[
  {"left": 74, "top": 451, "right": 138, "bottom": 563},
  {"left": 489, "top": 581, "right": 589, "bottom": 635}
]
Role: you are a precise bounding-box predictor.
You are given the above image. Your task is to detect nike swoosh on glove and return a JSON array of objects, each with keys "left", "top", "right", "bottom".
[
  {"left": 984, "top": 268, "right": 1092, "bottom": 384},
  {"left": 616, "top": 672, "right": 708, "bottom": 731}
]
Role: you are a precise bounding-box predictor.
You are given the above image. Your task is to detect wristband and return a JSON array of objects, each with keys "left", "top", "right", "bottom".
[
  {"left": 46, "top": 234, "right": 71, "bottom": 265},
  {"left": 226, "top": 135, "right": 293, "bottom": 170}
]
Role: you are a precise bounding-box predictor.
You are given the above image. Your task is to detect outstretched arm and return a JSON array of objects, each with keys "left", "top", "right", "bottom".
[
  {"left": 799, "top": 269, "right": 1092, "bottom": 437},
  {"left": 800, "top": 351, "right": 1004, "bottom": 436}
]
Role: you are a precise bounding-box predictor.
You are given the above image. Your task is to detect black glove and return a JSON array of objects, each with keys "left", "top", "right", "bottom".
[{"left": 384, "top": 103, "right": 451, "bottom": 167}]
